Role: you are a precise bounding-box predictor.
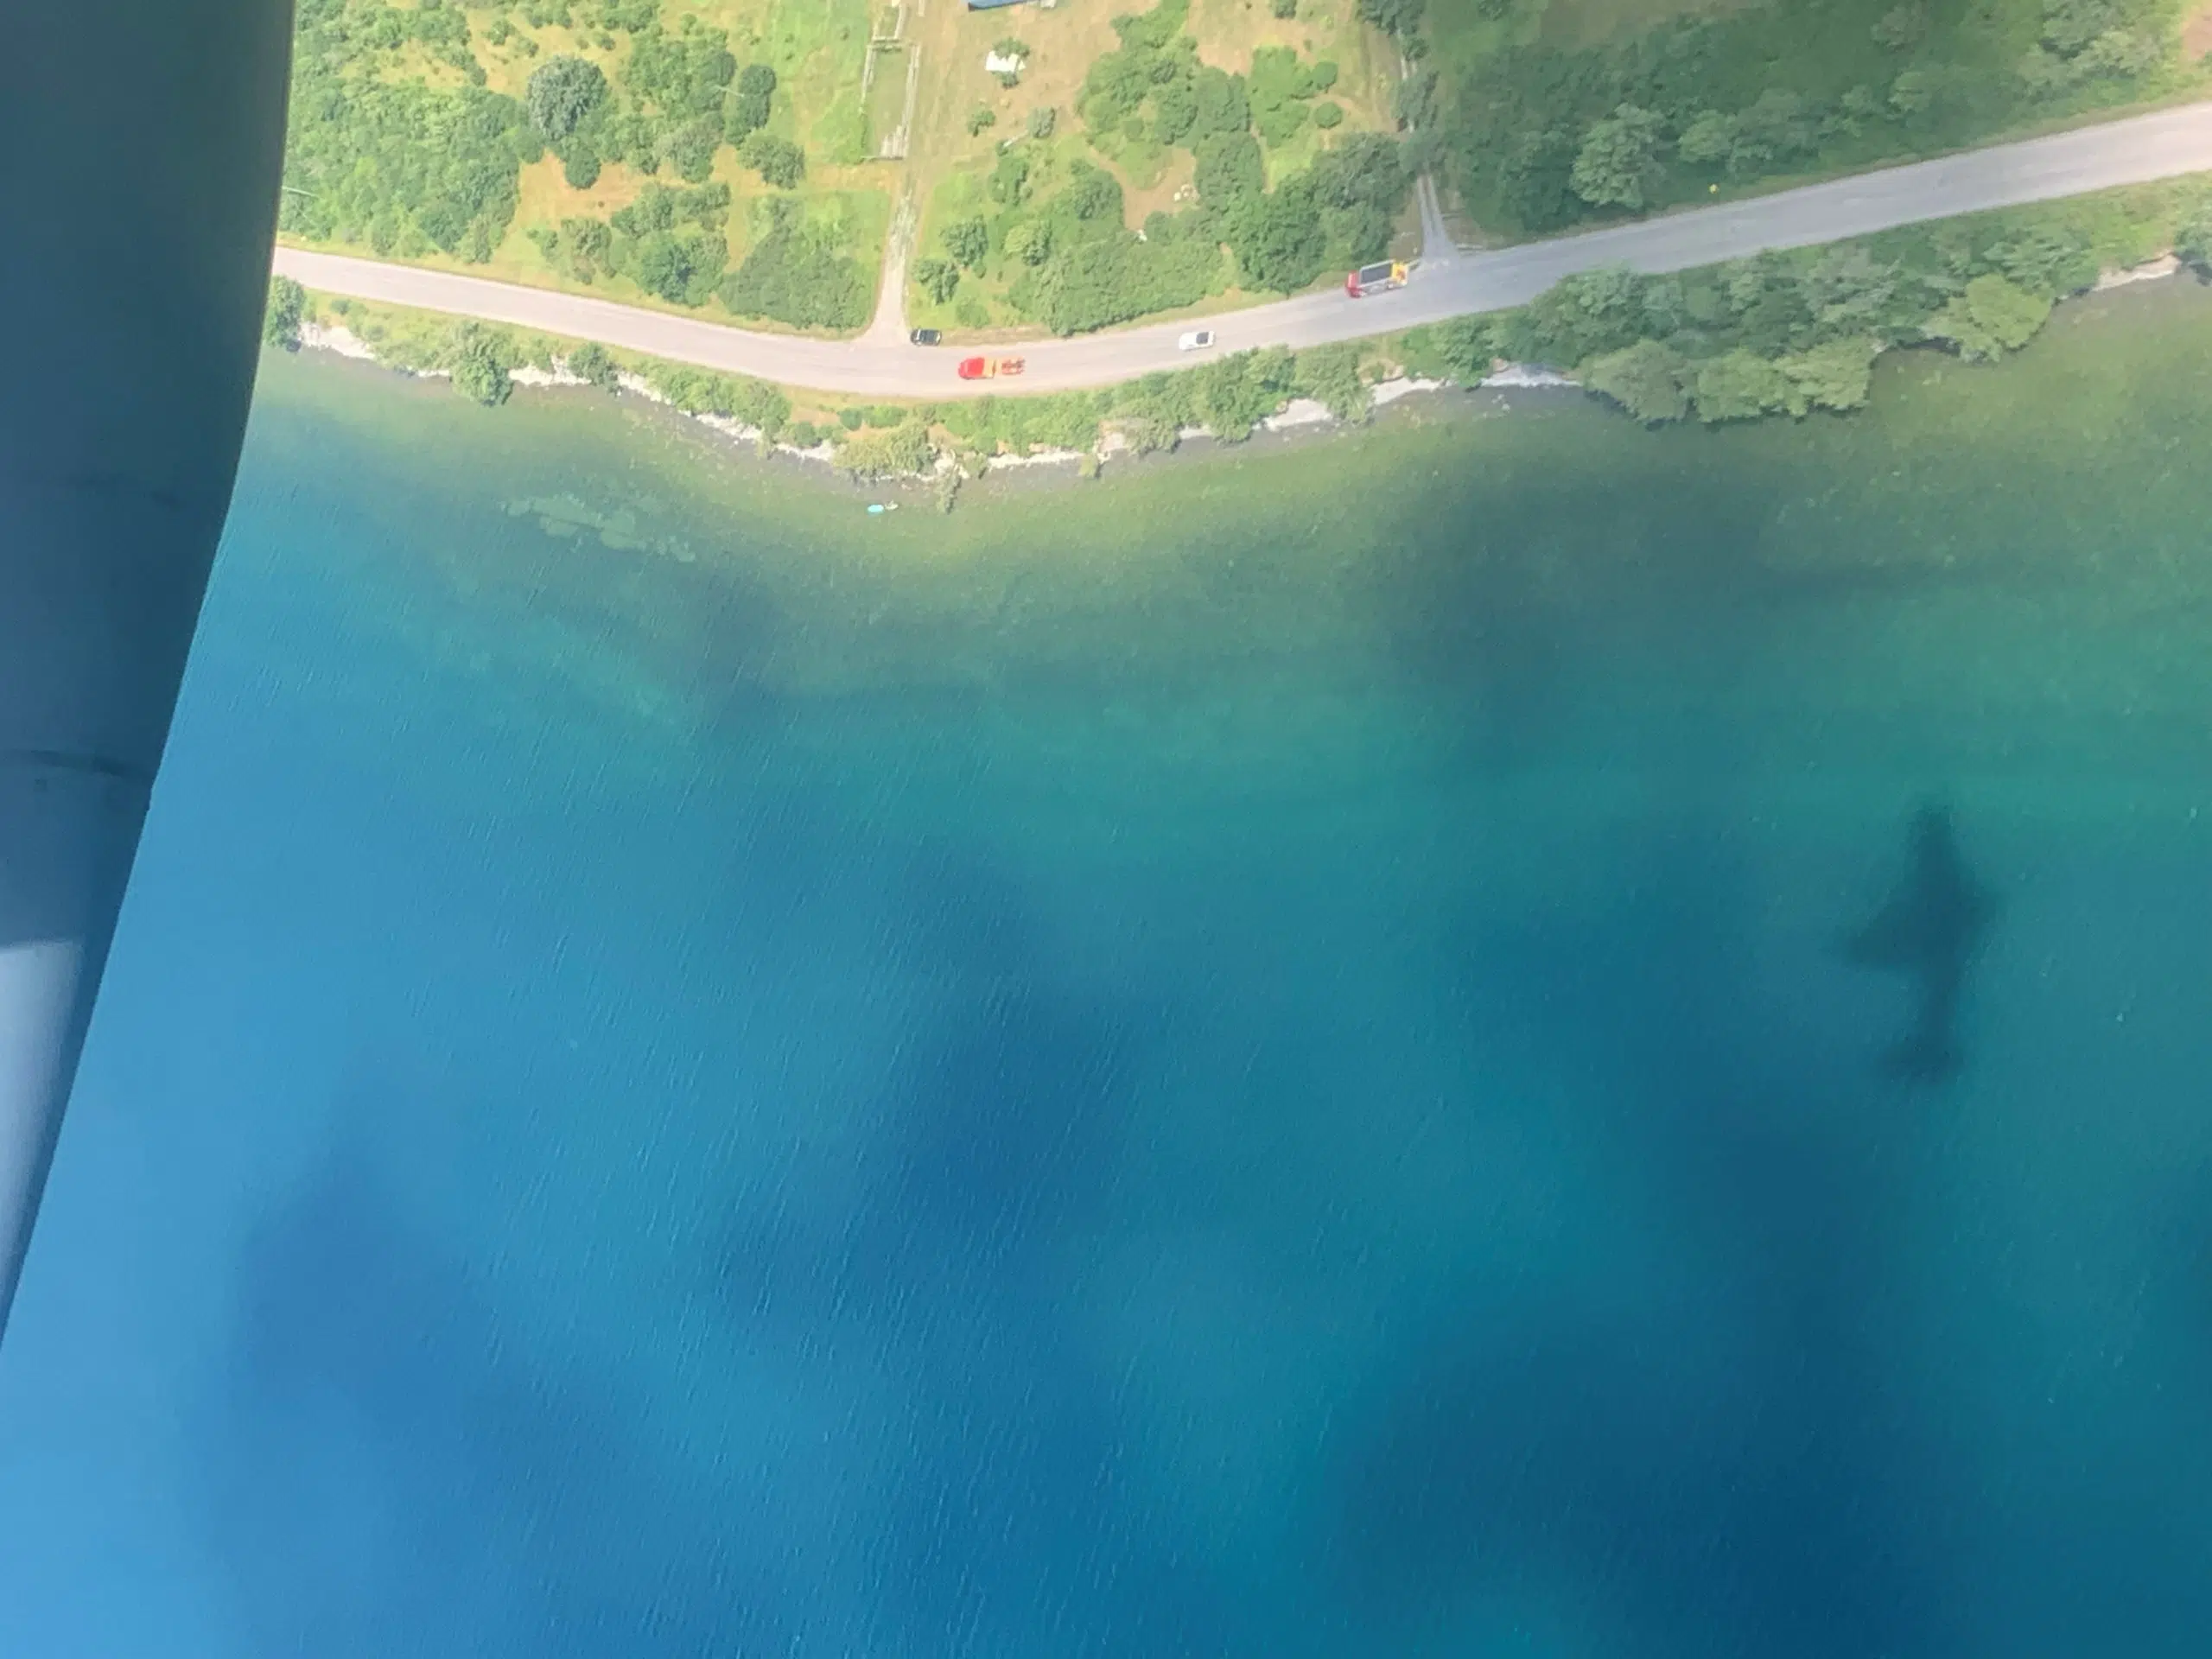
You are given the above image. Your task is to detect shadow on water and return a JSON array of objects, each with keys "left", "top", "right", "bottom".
[
  {"left": 1335, "top": 825, "right": 1955, "bottom": 1658},
  {"left": 206, "top": 1128, "right": 804, "bottom": 1657},
  {"left": 712, "top": 844, "right": 1231, "bottom": 1659},
  {"left": 1840, "top": 804, "right": 1999, "bottom": 1085}
]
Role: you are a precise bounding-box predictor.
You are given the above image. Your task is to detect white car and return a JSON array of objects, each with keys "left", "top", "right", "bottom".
[{"left": 1178, "top": 329, "right": 1216, "bottom": 352}]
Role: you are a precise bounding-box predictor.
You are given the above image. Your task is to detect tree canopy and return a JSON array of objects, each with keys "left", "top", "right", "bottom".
[{"left": 526, "top": 56, "right": 609, "bottom": 143}]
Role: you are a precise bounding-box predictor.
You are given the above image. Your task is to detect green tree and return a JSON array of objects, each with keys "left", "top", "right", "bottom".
[
  {"left": 1194, "top": 130, "right": 1266, "bottom": 208},
  {"left": 1234, "top": 185, "right": 1327, "bottom": 292},
  {"left": 944, "top": 217, "right": 990, "bottom": 268},
  {"left": 526, "top": 56, "right": 610, "bottom": 142},
  {"left": 557, "top": 215, "right": 614, "bottom": 281},
  {"left": 1192, "top": 67, "right": 1249, "bottom": 137},
  {"left": 1313, "top": 101, "right": 1344, "bottom": 130},
  {"left": 1572, "top": 104, "right": 1666, "bottom": 213},
  {"left": 1691, "top": 349, "right": 1790, "bottom": 422},
  {"left": 1494, "top": 127, "right": 1579, "bottom": 231},
  {"left": 1005, "top": 220, "right": 1053, "bottom": 265},
  {"left": 1063, "top": 163, "right": 1124, "bottom": 221},
  {"left": 1777, "top": 337, "right": 1880, "bottom": 413},
  {"left": 664, "top": 119, "right": 720, "bottom": 184},
  {"left": 726, "top": 72, "right": 773, "bottom": 142},
  {"left": 1582, "top": 339, "right": 1689, "bottom": 423},
  {"left": 2175, "top": 202, "right": 2212, "bottom": 273},
  {"left": 719, "top": 200, "right": 871, "bottom": 329},
  {"left": 1924, "top": 272, "right": 2051, "bottom": 360},
  {"left": 445, "top": 321, "right": 518, "bottom": 405},
  {"left": 1986, "top": 226, "right": 2099, "bottom": 298},
  {"left": 632, "top": 228, "right": 726, "bottom": 305},
  {"left": 1294, "top": 342, "right": 1370, "bottom": 420},
  {"left": 560, "top": 141, "right": 603, "bottom": 188},
  {"left": 969, "top": 105, "right": 998, "bottom": 137},
  {"left": 1356, "top": 0, "right": 1427, "bottom": 38},
  {"left": 1872, "top": 2, "right": 1929, "bottom": 48},
  {"left": 1677, "top": 110, "right": 1737, "bottom": 168},
  {"left": 988, "top": 149, "right": 1033, "bottom": 206},
  {"left": 262, "top": 276, "right": 306, "bottom": 350},
  {"left": 1195, "top": 346, "right": 1296, "bottom": 440},
  {"left": 1398, "top": 315, "right": 1491, "bottom": 380},
  {"left": 914, "top": 256, "right": 962, "bottom": 303},
  {"left": 738, "top": 132, "right": 805, "bottom": 188}
]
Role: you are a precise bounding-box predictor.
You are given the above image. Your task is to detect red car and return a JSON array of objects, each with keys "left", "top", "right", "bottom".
[{"left": 957, "top": 355, "right": 1025, "bottom": 380}]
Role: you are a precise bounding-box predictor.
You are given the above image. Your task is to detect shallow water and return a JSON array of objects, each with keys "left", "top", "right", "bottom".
[{"left": 3, "top": 283, "right": 2211, "bottom": 1658}]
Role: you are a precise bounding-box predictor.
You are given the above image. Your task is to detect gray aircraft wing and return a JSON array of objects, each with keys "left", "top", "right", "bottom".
[{"left": 0, "top": 1, "right": 293, "bottom": 1338}]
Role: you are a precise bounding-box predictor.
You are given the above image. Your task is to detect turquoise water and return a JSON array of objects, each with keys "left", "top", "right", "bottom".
[{"left": 3, "top": 288, "right": 2212, "bottom": 1656}]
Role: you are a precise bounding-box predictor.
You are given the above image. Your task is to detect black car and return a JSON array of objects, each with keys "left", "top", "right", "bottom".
[{"left": 909, "top": 328, "right": 941, "bottom": 346}]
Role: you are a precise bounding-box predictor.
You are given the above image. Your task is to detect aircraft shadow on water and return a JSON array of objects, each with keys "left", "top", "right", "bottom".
[{"left": 1840, "top": 804, "right": 1999, "bottom": 1084}]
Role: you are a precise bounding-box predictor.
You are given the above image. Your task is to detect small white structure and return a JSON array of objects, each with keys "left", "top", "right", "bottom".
[{"left": 984, "top": 49, "right": 1024, "bottom": 73}]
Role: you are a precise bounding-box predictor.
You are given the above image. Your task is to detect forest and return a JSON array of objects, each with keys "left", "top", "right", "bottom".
[{"left": 1408, "top": 0, "right": 2197, "bottom": 234}]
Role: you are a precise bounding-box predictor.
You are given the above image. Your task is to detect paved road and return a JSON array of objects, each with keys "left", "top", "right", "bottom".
[{"left": 274, "top": 100, "right": 2212, "bottom": 397}]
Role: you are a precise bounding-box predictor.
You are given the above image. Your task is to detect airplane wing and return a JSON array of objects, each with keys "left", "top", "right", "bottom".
[{"left": 0, "top": 1, "right": 293, "bottom": 1338}]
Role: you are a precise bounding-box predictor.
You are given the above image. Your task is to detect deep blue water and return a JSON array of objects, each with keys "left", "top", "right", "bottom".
[{"left": 3, "top": 329, "right": 2212, "bottom": 1657}]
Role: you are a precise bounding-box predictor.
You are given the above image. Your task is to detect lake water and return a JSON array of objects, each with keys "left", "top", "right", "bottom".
[{"left": 3, "top": 283, "right": 2210, "bottom": 1658}]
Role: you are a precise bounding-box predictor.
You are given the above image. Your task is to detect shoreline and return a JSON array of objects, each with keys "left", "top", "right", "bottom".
[
  {"left": 295, "top": 315, "right": 1579, "bottom": 500},
  {"left": 287, "top": 253, "right": 2188, "bottom": 505}
]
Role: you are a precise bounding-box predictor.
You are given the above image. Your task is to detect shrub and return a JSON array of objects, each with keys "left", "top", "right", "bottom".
[
  {"left": 632, "top": 228, "right": 726, "bottom": 305},
  {"left": 1777, "top": 337, "right": 1881, "bottom": 413},
  {"left": 988, "top": 149, "right": 1033, "bottom": 206},
  {"left": 719, "top": 200, "right": 870, "bottom": 329},
  {"left": 1923, "top": 272, "right": 2051, "bottom": 360},
  {"left": 1691, "top": 349, "right": 1791, "bottom": 422},
  {"left": 738, "top": 132, "right": 805, "bottom": 188},
  {"left": 444, "top": 321, "right": 518, "bottom": 405},
  {"left": 1398, "top": 315, "right": 1492, "bottom": 381},
  {"left": 1313, "top": 101, "right": 1343, "bottom": 130},
  {"left": 969, "top": 105, "right": 999, "bottom": 136},
  {"left": 567, "top": 340, "right": 619, "bottom": 387},
  {"left": 1194, "top": 346, "right": 1296, "bottom": 441},
  {"left": 1005, "top": 220, "right": 1053, "bottom": 264},
  {"left": 836, "top": 422, "right": 937, "bottom": 478},
  {"left": 1294, "top": 342, "right": 1370, "bottom": 420},
  {"left": 1029, "top": 228, "right": 1220, "bottom": 334},
  {"left": 1028, "top": 105, "right": 1058, "bottom": 140},
  {"left": 914, "top": 257, "right": 962, "bottom": 303},
  {"left": 944, "top": 217, "right": 991, "bottom": 268},
  {"left": 262, "top": 276, "right": 305, "bottom": 349},
  {"left": 1582, "top": 339, "right": 1689, "bottom": 423}
]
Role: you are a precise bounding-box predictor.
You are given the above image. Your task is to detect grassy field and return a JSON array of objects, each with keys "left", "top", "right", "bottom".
[
  {"left": 281, "top": 0, "right": 889, "bottom": 334},
  {"left": 901, "top": 0, "right": 1408, "bottom": 338}
]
